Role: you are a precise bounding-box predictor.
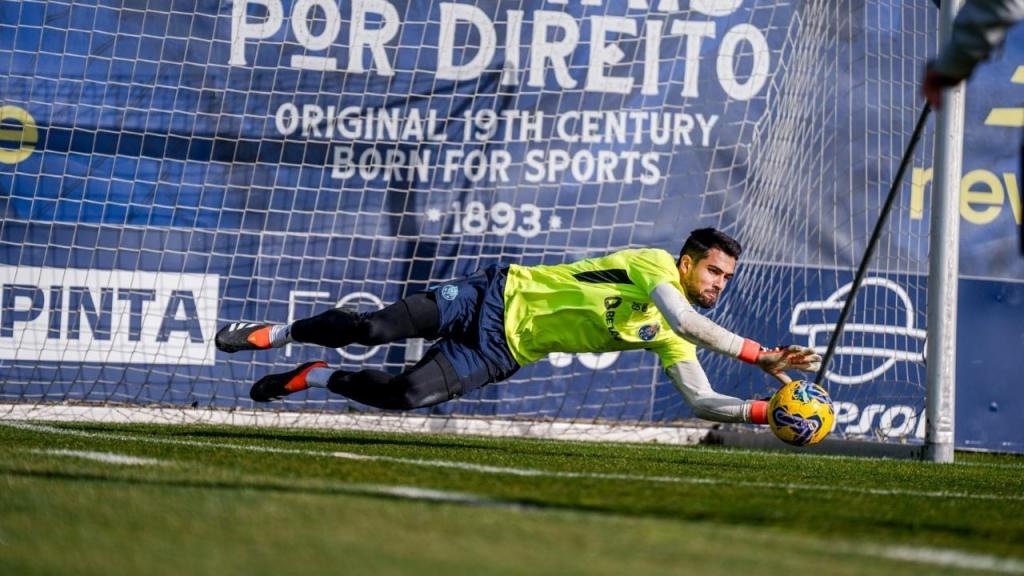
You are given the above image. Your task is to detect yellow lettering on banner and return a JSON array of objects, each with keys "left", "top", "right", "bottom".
[
  {"left": 910, "top": 167, "right": 933, "bottom": 219},
  {"left": 960, "top": 169, "right": 1003, "bottom": 225},
  {"left": 984, "top": 108, "right": 1024, "bottom": 128},
  {"left": 1005, "top": 172, "right": 1022, "bottom": 225},
  {"left": 910, "top": 167, "right": 1021, "bottom": 226},
  {"left": 0, "top": 105, "right": 38, "bottom": 164}
]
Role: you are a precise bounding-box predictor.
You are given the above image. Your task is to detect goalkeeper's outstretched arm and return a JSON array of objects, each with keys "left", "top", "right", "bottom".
[
  {"left": 651, "top": 283, "right": 747, "bottom": 356},
  {"left": 650, "top": 283, "right": 821, "bottom": 382},
  {"left": 666, "top": 360, "right": 768, "bottom": 424}
]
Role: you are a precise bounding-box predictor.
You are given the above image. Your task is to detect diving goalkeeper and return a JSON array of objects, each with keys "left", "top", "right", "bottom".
[{"left": 215, "top": 228, "right": 821, "bottom": 425}]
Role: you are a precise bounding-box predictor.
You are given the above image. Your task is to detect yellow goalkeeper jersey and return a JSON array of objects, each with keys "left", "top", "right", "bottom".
[{"left": 503, "top": 248, "right": 698, "bottom": 368}]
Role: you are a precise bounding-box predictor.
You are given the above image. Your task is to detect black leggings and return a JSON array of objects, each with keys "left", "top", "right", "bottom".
[{"left": 289, "top": 293, "right": 461, "bottom": 410}]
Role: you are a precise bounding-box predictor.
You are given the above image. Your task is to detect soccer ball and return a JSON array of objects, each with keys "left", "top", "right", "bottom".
[{"left": 768, "top": 380, "right": 835, "bottom": 446}]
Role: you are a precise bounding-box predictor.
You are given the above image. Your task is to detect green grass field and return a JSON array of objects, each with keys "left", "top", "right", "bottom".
[{"left": 1, "top": 420, "right": 1022, "bottom": 576}]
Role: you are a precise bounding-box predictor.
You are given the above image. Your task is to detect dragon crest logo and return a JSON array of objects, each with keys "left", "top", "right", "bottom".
[
  {"left": 440, "top": 285, "right": 459, "bottom": 301},
  {"left": 637, "top": 323, "right": 660, "bottom": 341}
]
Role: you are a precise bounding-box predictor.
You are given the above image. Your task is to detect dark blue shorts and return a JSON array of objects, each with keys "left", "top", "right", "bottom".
[{"left": 427, "top": 265, "right": 520, "bottom": 395}]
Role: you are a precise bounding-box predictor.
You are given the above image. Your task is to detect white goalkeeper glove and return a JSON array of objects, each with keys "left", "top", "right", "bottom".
[{"left": 738, "top": 341, "right": 822, "bottom": 384}]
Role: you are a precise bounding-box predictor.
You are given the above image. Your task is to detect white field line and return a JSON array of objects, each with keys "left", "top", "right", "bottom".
[
  {"left": 32, "top": 449, "right": 165, "bottom": 466},
  {"left": 19, "top": 431, "right": 529, "bottom": 509},
  {"left": 4, "top": 423, "right": 1022, "bottom": 574},
  {"left": 25, "top": 405, "right": 1017, "bottom": 466},
  {"left": 952, "top": 461, "right": 1024, "bottom": 470},
  {"left": 356, "top": 485, "right": 521, "bottom": 508},
  {"left": 4, "top": 421, "right": 1022, "bottom": 503},
  {"left": 636, "top": 442, "right": 1024, "bottom": 471},
  {"left": 14, "top": 405, "right": 1022, "bottom": 468},
  {"left": 856, "top": 544, "right": 1024, "bottom": 575},
  {"left": 24, "top": 444, "right": 517, "bottom": 508}
]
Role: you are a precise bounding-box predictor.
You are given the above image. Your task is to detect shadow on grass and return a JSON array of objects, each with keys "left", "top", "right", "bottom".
[
  {"left": 0, "top": 464, "right": 788, "bottom": 533},
  {"left": 179, "top": 429, "right": 509, "bottom": 451},
  {"left": 3, "top": 422, "right": 771, "bottom": 474},
  {"left": 103, "top": 427, "right": 758, "bottom": 472}
]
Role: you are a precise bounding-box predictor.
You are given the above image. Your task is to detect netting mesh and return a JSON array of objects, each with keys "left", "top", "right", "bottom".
[
  {"left": 1, "top": 0, "right": 937, "bottom": 442},
  {"left": 699, "top": 1, "right": 935, "bottom": 441}
]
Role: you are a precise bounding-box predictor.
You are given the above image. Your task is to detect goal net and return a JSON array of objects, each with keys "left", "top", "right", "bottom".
[{"left": 0, "top": 0, "right": 937, "bottom": 445}]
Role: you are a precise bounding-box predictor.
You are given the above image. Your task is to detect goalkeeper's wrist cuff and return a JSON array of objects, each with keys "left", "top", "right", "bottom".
[
  {"left": 738, "top": 339, "right": 761, "bottom": 364},
  {"left": 749, "top": 400, "right": 769, "bottom": 425}
]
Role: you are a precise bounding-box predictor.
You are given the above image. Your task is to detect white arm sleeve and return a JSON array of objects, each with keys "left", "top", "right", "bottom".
[
  {"left": 650, "top": 283, "right": 744, "bottom": 357},
  {"left": 666, "top": 361, "right": 751, "bottom": 423}
]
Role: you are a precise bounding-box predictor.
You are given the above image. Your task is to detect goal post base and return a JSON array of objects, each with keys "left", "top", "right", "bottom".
[
  {"left": 0, "top": 403, "right": 712, "bottom": 446},
  {"left": 924, "top": 442, "right": 956, "bottom": 463},
  {"left": 2, "top": 403, "right": 939, "bottom": 460},
  {"left": 705, "top": 429, "right": 928, "bottom": 460}
]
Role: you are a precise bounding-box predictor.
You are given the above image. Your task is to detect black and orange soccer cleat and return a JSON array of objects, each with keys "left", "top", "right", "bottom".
[
  {"left": 250, "top": 361, "right": 328, "bottom": 403},
  {"left": 215, "top": 322, "right": 275, "bottom": 353}
]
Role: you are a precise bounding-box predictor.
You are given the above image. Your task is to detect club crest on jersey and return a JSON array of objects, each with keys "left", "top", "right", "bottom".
[
  {"left": 637, "top": 323, "right": 660, "bottom": 341},
  {"left": 440, "top": 285, "right": 459, "bottom": 301}
]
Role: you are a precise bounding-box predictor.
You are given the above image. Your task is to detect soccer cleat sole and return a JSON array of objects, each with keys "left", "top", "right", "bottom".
[
  {"left": 215, "top": 323, "right": 273, "bottom": 353},
  {"left": 250, "top": 361, "right": 328, "bottom": 403}
]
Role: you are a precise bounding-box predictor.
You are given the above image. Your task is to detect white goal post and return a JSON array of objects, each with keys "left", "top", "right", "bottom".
[{"left": 925, "top": 0, "right": 965, "bottom": 464}]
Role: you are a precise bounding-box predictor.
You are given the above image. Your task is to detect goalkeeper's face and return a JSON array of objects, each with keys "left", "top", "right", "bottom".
[{"left": 678, "top": 248, "right": 736, "bottom": 309}]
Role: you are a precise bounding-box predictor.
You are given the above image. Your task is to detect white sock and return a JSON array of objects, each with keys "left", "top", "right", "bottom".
[
  {"left": 269, "top": 324, "right": 293, "bottom": 347},
  {"left": 305, "top": 367, "right": 333, "bottom": 388}
]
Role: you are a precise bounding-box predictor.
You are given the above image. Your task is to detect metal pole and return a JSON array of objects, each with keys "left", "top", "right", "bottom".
[
  {"left": 814, "top": 105, "right": 931, "bottom": 388},
  {"left": 925, "top": 0, "right": 965, "bottom": 464}
]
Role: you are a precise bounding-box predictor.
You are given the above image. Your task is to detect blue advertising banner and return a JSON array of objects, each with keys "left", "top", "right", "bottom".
[{"left": 0, "top": 0, "right": 1021, "bottom": 451}]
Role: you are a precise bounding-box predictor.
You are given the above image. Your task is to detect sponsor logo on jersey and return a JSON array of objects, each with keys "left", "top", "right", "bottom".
[
  {"left": 1, "top": 266, "right": 218, "bottom": 365},
  {"left": 637, "top": 323, "right": 659, "bottom": 341},
  {"left": 603, "top": 296, "right": 623, "bottom": 341},
  {"left": 440, "top": 285, "right": 459, "bottom": 301}
]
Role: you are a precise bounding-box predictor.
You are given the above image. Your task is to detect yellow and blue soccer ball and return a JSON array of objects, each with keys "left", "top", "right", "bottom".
[{"left": 768, "top": 380, "right": 835, "bottom": 446}]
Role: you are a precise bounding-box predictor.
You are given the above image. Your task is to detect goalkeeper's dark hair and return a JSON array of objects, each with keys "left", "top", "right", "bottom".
[{"left": 677, "top": 228, "right": 742, "bottom": 265}]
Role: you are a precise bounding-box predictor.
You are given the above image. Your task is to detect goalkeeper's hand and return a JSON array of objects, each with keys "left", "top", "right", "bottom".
[{"left": 754, "top": 345, "right": 821, "bottom": 384}]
